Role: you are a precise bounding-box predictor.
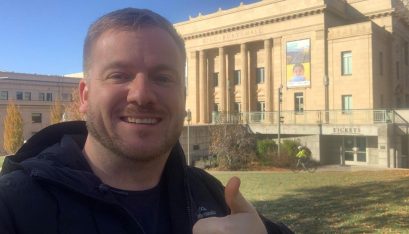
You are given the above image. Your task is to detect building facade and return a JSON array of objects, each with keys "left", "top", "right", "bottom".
[
  {"left": 175, "top": 0, "right": 409, "bottom": 167},
  {"left": 0, "top": 71, "right": 80, "bottom": 155}
]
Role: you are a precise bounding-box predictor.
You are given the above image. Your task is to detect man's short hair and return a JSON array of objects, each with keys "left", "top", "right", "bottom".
[{"left": 83, "top": 8, "right": 186, "bottom": 75}]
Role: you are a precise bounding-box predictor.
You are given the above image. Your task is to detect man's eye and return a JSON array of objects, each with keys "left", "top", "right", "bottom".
[
  {"left": 108, "top": 73, "right": 131, "bottom": 81},
  {"left": 155, "top": 74, "right": 172, "bottom": 83}
]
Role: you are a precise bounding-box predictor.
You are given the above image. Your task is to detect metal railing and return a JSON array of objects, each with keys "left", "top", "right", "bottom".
[{"left": 212, "top": 109, "right": 399, "bottom": 125}]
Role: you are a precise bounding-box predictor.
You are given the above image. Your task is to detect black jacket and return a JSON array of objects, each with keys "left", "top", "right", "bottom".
[{"left": 0, "top": 121, "right": 292, "bottom": 234}]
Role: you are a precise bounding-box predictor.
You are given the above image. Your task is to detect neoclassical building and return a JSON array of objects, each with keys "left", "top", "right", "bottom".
[{"left": 175, "top": 0, "right": 409, "bottom": 167}]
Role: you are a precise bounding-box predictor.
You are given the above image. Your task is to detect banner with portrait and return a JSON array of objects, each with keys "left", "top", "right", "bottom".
[{"left": 286, "top": 39, "right": 311, "bottom": 88}]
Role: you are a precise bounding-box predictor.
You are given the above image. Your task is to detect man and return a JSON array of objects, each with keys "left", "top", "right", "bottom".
[{"left": 0, "top": 8, "right": 292, "bottom": 234}]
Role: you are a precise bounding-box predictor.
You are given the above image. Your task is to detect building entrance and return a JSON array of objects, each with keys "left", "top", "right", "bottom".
[{"left": 344, "top": 136, "right": 367, "bottom": 165}]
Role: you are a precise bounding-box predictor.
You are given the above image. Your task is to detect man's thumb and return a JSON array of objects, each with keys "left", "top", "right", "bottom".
[{"left": 225, "top": 176, "right": 255, "bottom": 214}]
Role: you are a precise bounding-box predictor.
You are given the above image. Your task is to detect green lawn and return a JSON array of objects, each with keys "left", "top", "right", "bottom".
[
  {"left": 211, "top": 170, "right": 409, "bottom": 233},
  {"left": 0, "top": 156, "right": 5, "bottom": 168}
]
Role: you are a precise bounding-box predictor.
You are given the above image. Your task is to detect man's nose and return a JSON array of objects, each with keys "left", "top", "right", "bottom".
[{"left": 127, "top": 73, "right": 156, "bottom": 106}]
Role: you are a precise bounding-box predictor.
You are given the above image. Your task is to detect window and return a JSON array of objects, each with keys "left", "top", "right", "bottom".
[
  {"left": 294, "top": 92, "right": 304, "bottom": 113},
  {"left": 46, "top": 93, "right": 53, "bottom": 102},
  {"left": 256, "top": 101, "right": 265, "bottom": 122},
  {"left": 16, "top": 91, "right": 23, "bottom": 100},
  {"left": 234, "top": 70, "right": 241, "bottom": 85},
  {"left": 32, "top": 113, "right": 42, "bottom": 123},
  {"left": 341, "top": 51, "right": 352, "bottom": 75},
  {"left": 213, "top": 72, "right": 219, "bottom": 87},
  {"left": 24, "top": 92, "right": 31, "bottom": 101},
  {"left": 256, "top": 67, "right": 265, "bottom": 84},
  {"left": 256, "top": 101, "right": 265, "bottom": 112},
  {"left": 396, "top": 62, "right": 400, "bottom": 80},
  {"left": 342, "top": 95, "right": 352, "bottom": 113},
  {"left": 0, "top": 91, "right": 8, "bottom": 100},
  {"left": 62, "top": 93, "right": 72, "bottom": 101},
  {"left": 39, "top": 92, "right": 45, "bottom": 101},
  {"left": 233, "top": 102, "right": 241, "bottom": 113},
  {"left": 213, "top": 103, "right": 219, "bottom": 112},
  {"left": 379, "top": 52, "right": 383, "bottom": 75}
]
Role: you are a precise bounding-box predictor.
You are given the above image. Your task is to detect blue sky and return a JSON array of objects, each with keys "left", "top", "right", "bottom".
[{"left": 0, "top": 0, "right": 259, "bottom": 76}]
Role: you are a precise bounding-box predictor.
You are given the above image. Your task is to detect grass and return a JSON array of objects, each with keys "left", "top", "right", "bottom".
[
  {"left": 0, "top": 156, "right": 5, "bottom": 168},
  {"left": 211, "top": 169, "right": 409, "bottom": 233}
]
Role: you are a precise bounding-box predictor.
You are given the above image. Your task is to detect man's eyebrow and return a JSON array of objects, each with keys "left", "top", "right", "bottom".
[
  {"left": 104, "top": 61, "right": 133, "bottom": 70},
  {"left": 102, "top": 62, "right": 182, "bottom": 79},
  {"left": 150, "top": 64, "right": 181, "bottom": 77}
]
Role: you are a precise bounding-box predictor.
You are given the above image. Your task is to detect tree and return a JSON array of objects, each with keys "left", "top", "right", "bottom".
[
  {"left": 395, "top": 0, "right": 409, "bottom": 24},
  {"left": 50, "top": 98, "right": 65, "bottom": 124},
  {"left": 209, "top": 121, "right": 256, "bottom": 170},
  {"left": 3, "top": 101, "right": 24, "bottom": 154},
  {"left": 63, "top": 87, "right": 83, "bottom": 121}
]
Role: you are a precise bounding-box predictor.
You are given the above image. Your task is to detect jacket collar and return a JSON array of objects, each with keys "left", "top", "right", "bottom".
[{"left": 1, "top": 121, "right": 87, "bottom": 175}]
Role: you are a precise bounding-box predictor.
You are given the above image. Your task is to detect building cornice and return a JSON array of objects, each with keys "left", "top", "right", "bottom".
[
  {"left": 182, "top": 6, "right": 325, "bottom": 41},
  {"left": 367, "top": 9, "right": 395, "bottom": 19}
]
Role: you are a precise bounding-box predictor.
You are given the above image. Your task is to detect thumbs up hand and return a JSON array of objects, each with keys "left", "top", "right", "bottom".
[{"left": 192, "top": 176, "right": 267, "bottom": 234}]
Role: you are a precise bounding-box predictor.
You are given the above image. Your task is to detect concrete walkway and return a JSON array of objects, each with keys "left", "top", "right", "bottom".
[{"left": 316, "top": 164, "right": 403, "bottom": 172}]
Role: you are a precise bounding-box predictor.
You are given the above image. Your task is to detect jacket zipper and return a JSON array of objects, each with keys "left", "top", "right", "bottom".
[{"left": 183, "top": 166, "right": 195, "bottom": 232}]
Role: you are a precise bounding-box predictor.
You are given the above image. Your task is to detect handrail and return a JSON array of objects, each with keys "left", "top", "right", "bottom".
[{"left": 212, "top": 109, "right": 398, "bottom": 125}]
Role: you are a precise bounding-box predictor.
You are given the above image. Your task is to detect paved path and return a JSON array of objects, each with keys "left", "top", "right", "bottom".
[{"left": 316, "top": 164, "right": 404, "bottom": 172}]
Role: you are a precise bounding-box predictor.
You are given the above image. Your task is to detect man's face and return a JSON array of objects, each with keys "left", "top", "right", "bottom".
[
  {"left": 79, "top": 27, "right": 186, "bottom": 162},
  {"left": 293, "top": 66, "right": 304, "bottom": 76}
]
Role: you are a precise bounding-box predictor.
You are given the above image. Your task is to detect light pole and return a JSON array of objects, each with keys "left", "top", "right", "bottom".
[
  {"left": 278, "top": 85, "right": 283, "bottom": 157},
  {"left": 186, "top": 109, "right": 192, "bottom": 166}
]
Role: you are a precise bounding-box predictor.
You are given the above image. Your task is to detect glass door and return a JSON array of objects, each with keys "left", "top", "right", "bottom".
[{"left": 344, "top": 136, "right": 367, "bottom": 165}]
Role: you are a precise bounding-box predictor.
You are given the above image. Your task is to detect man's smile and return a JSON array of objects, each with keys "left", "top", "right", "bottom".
[{"left": 121, "top": 117, "right": 160, "bottom": 125}]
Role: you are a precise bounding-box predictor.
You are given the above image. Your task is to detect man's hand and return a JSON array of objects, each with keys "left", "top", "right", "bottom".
[{"left": 193, "top": 176, "right": 267, "bottom": 234}]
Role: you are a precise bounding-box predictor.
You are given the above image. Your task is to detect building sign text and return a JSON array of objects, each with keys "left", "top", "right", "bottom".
[{"left": 202, "top": 27, "right": 264, "bottom": 43}]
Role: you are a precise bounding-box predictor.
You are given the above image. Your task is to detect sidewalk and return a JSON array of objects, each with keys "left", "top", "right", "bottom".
[{"left": 316, "top": 164, "right": 401, "bottom": 172}]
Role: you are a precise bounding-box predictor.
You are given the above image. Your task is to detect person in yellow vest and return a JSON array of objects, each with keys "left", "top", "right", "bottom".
[
  {"left": 296, "top": 146, "right": 308, "bottom": 159},
  {"left": 295, "top": 145, "right": 309, "bottom": 169}
]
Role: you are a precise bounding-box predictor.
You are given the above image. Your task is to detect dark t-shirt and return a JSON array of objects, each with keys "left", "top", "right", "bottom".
[{"left": 111, "top": 181, "right": 171, "bottom": 234}]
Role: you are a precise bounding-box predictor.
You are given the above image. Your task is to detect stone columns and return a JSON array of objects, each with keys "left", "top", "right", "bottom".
[
  {"left": 241, "top": 43, "right": 248, "bottom": 113},
  {"left": 273, "top": 37, "right": 282, "bottom": 111},
  {"left": 219, "top": 47, "right": 226, "bottom": 112},
  {"left": 264, "top": 39, "right": 272, "bottom": 112},
  {"left": 199, "top": 50, "right": 208, "bottom": 123}
]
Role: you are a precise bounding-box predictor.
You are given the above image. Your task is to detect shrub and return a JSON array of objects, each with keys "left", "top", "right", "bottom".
[
  {"left": 256, "top": 139, "right": 277, "bottom": 156},
  {"left": 209, "top": 124, "right": 256, "bottom": 170},
  {"left": 281, "top": 140, "right": 300, "bottom": 158},
  {"left": 256, "top": 139, "right": 277, "bottom": 166}
]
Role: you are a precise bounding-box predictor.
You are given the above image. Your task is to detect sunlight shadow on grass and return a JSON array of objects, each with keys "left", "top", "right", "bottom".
[{"left": 253, "top": 178, "right": 409, "bottom": 233}]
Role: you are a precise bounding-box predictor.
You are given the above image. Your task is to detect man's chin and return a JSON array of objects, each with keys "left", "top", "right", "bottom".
[
  {"left": 116, "top": 148, "right": 169, "bottom": 163},
  {"left": 111, "top": 140, "right": 172, "bottom": 162}
]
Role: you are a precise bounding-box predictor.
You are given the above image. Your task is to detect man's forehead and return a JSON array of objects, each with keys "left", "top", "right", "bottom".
[{"left": 96, "top": 28, "right": 184, "bottom": 63}]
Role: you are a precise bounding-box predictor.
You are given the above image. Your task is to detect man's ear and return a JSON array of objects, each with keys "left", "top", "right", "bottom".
[{"left": 79, "top": 79, "right": 89, "bottom": 114}]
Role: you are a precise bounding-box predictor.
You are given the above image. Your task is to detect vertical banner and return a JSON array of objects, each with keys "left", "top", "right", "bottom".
[{"left": 286, "top": 39, "right": 311, "bottom": 88}]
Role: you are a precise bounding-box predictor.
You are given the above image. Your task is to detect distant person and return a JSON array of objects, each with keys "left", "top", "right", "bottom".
[
  {"left": 291, "top": 63, "right": 306, "bottom": 82},
  {"left": 296, "top": 146, "right": 308, "bottom": 161},
  {"left": 0, "top": 8, "right": 292, "bottom": 234}
]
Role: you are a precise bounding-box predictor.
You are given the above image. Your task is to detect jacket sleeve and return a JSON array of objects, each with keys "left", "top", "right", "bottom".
[
  {"left": 260, "top": 214, "right": 294, "bottom": 234},
  {"left": 0, "top": 182, "right": 17, "bottom": 234}
]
